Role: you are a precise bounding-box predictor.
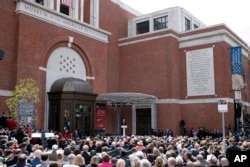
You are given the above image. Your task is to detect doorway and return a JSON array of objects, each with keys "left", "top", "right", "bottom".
[
  {"left": 136, "top": 108, "right": 152, "bottom": 135},
  {"left": 75, "top": 104, "right": 91, "bottom": 136},
  {"left": 48, "top": 77, "right": 97, "bottom": 136}
]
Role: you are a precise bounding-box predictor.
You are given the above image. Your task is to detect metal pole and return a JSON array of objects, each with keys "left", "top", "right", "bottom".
[
  {"left": 222, "top": 112, "right": 226, "bottom": 155},
  {"left": 117, "top": 107, "right": 121, "bottom": 135}
]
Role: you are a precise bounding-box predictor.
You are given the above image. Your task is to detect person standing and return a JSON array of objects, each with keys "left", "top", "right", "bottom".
[
  {"left": 7, "top": 117, "right": 17, "bottom": 131},
  {"left": 0, "top": 113, "right": 8, "bottom": 128}
]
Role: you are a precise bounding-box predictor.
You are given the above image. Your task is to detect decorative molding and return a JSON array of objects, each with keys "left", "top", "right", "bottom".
[
  {"left": 16, "top": 0, "right": 110, "bottom": 43},
  {"left": 179, "top": 29, "right": 249, "bottom": 57},
  {"left": 118, "top": 33, "right": 178, "bottom": 46},
  {"left": 0, "top": 90, "right": 12, "bottom": 96},
  {"left": 157, "top": 98, "right": 250, "bottom": 107},
  {"left": 68, "top": 36, "right": 74, "bottom": 47}
]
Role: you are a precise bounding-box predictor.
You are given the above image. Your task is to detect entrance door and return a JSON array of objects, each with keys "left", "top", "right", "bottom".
[
  {"left": 136, "top": 108, "right": 151, "bottom": 135},
  {"left": 75, "top": 104, "right": 91, "bottom": 136}
]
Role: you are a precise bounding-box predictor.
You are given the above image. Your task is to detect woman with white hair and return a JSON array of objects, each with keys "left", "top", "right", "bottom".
[
  {"left": 63, "top": 153, "right": 78, "bottom": 167},
  {"left": 116, "top": 159, "right": 126, "bottom": 167},
  {"left": 131, "top": 157, "right": 140, "bottom": 167},
  {"left": 175, "top": 156, "right": 183, "bottom": 167},
  {"left": 31, "top": 149, "right": 42, "bottom": 167},
  {"left": 140, "top": 159, "right": 151, "bottom": 167}
]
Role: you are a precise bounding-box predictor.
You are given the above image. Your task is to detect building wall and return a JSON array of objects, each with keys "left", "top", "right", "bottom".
[
  {"left": 0, "top": 0, "right": 138, "bottom": 130},
  {"left": 0, "top": 0, "right": 18, "bottom": 110},
  {"left": 0, "top": 0, "right": 249, "bottom": 135},
  {"left": 99, "top": 0, "right": 136, "bottom": 93},
  {"left": 119, "top": 24, "right": 250, "bottom": 135}
]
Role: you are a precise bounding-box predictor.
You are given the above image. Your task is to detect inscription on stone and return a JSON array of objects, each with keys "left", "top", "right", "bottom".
[{"left": 186, "top": 48, "right": 215, "bottom": 96}]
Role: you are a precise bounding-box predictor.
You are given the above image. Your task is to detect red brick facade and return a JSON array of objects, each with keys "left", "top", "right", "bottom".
[{"left": 0, "top": 0, "right": 249, "bottom": 136}]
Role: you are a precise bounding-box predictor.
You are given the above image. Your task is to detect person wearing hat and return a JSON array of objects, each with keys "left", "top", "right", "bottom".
[{"left": 135, "top": 140, "right": 144, "bottom": 151}]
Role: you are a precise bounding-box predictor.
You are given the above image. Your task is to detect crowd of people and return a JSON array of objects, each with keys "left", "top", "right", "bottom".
[{"left": 0, "top": 112, "right": 250, "bottom": 167}]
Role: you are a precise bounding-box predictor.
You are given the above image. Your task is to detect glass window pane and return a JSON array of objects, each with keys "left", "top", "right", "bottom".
[{"left": 154, "top": 16, "right": 168, "bottom": 31}]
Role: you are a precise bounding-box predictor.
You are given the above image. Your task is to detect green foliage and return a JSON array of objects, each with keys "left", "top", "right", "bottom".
[{"left": 5, "top": 78, "right": 40, "bottom": 126}]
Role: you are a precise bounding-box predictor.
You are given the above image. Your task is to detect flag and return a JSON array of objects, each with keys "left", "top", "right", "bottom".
[
  {"left": 230, "top": 46, "right": 243, "bottom": 75},
  {"left": 61, "top": 0, "right": 72, "bottom": 7}
]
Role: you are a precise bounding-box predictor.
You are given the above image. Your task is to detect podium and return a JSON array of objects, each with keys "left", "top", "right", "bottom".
[{"left": 121, "top": 125, "right": 127, "bottom": 136}]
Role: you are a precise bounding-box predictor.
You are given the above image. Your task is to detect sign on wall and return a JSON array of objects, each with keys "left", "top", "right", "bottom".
[
  {"left": 96, "top": 105, "right": 106, "bottom": 131},
  {"left": 186, "top": 47, "right": 215, "bottom": 96}
]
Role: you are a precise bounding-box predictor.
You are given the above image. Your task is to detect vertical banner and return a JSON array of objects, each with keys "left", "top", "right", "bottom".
[
  {"left": 230, "top": 46, "right": 244, "bottom": 90},
  {"left": 18, "top": 102, "right": 35, "bottom": 129},
  {"left": 96, "top": 105, "right": 105, "bottom": 130},
  {"left": 230, "top": 46, "right": 243, "bottom": 75}
]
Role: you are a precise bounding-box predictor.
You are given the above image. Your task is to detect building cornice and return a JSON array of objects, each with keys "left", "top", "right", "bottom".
[
  {"left": 179, "top": 29, "right": 249, "bottom": 57},
  {"left": 157, "top": 98, "right": 250, "bottom": 107},
  {"left": 16, "top": 0, "right": 110, "bottom": 43},
  {"left": 118, "top": 25, "right": 250, "bottom": 57},
  {"left": 118, "top": 33, "right": 179, "bottom": 47}
]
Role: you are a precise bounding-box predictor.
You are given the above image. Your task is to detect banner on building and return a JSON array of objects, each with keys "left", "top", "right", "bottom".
[
  {"left": 230, "top": 46, "right": 243, "bottom": 75},
  {"left": 96, "top": 105, "right": 105, "bottom": 130},
  {"left": 230, "top": 46, "right": 244, "bottom": 90},
  {"left": 18, "top": 102, "right": 35, "bottom": 129}
]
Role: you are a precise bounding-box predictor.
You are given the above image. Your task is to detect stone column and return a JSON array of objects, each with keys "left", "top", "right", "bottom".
[
  {"left": 132, "top": 104, "right": 136, "bottom": 135},
  {"left": 90, "top": 0, "right": 99, "bottom": 28}
]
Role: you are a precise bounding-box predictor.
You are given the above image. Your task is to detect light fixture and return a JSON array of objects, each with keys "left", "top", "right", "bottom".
[
  {"left": 112, "top": 103, "right": 115, "bottom": 107},
  {"left": 129, "top": 103, "right": 133, "bottom": 107},
  {"left": 117, "top": 103, "right": 121, "bottom": 107}
]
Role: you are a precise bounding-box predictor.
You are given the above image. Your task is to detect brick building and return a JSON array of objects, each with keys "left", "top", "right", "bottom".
[{"left": 0, "top": 0, "right": 249, "bottom": 136}]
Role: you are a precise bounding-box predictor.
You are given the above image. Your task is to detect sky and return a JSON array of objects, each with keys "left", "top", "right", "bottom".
[{"left": 120, "top": 0, "right": 250, "bottom": 45}]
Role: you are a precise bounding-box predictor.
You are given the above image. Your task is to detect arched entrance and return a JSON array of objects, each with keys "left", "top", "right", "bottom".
[
  {"left": 44, "top": 46, "right": 90, "bottom": 130},
  {"left": 48, "top": 77, "right": 97, "bottom": 136}
]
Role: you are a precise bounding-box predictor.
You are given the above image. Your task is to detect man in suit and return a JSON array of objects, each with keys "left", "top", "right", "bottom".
[
  {"left": 81, "top": 145, "right": 91, "bottom": 165},
  {"left": 225, "top": 138, "right": 241, "bottom": 159}
]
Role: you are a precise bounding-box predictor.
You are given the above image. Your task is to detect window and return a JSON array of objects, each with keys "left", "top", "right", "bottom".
[
  {"left": 185, "top": 18, "right": 191, "bottom": 31},
  {"left": 154, "top": 16, "right": 168, "bottom": 30},
  {"left": 60, "top": 0, "right": 72, "bottom": 16},
  {"left": 194, "top": 24, "right": 199, "bottom": 29},
  {"left": 136, "top": 21, "right": 149, "bottom": 35},
  {"left": 60, "top": 4, "right": 70, "bottom": 15},
  {"left": 35, "top": 0, "right": 44, "bottom": 5}
]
